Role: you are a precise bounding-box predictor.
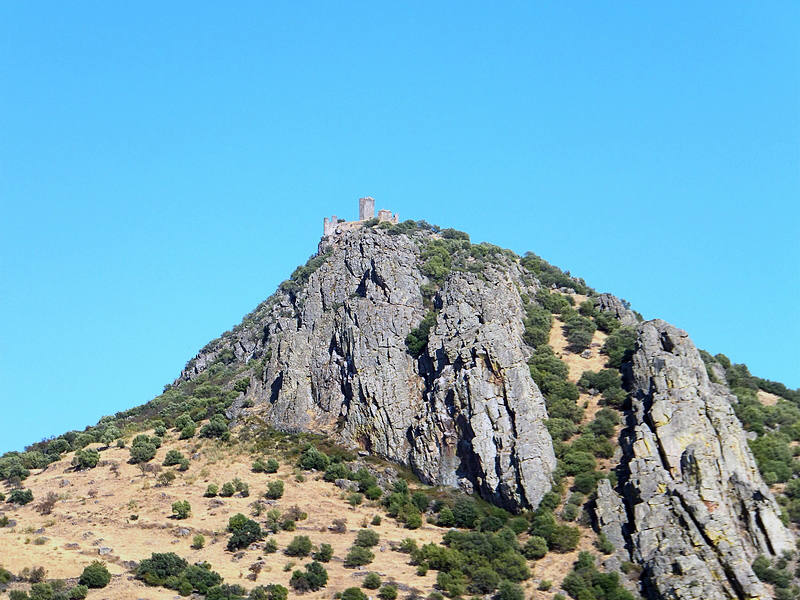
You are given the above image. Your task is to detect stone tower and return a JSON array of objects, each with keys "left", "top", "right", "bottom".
[{"left": 359, "top": 197, "right": 375, "bottom": 221}]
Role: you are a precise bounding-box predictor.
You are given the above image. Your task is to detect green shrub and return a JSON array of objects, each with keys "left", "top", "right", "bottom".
[
  {"left": 523, "top": 535, "right": 548, "bottom": 559},
  {"left": 192, "top": 534, "right": 205, "bottom": 549},
  {"left": 265, "top": 480, "right": 284, "bottom": 499},
  {"left": 289, "top": 561, "right": 328, "bottom": 592},
  {"left": 199, "top": 415, "right": 229, "bottom": 440},
  {"left": 406, "top": 311, "right": 438, "bottom": 357},
  {"left": 249, "top": 584, "right": 288, "bottom": 600},
  {"left": 572, "top": 472, "right": 599, "bottom": 494},
  {"left": 179, "top": 424, "right": 196, "bottom": 439},
  {"left": 79, "top": 561, "right": 111, "bottom": 588},
  {"left": 344, "top": 545, "right": 375, "bottom": 567},
  {"left": 172, "top": 500, "right": 191, "bottom": 519},
  {"left": 437, "top": 506, "right": 456, "bottom": 527},
  {"left": 602, "top": 327, "right": 637, "bottom": 369},
  {"left": 563, "top": 314, "right": 596, "bottom": 352},
  {"left": 341, "top": 588, "right": 368, "bottom": 600},
  {"left": 452, "top": 498, "right": 480, "bottom": 528},
  {"left": 220, "top": 482, "right": 235, "bottom": 497},
  {"left": 136, "top": 552, "right": 189, "bottom": 584},
  {"left": 355, "top": 529, "right": 380, "bottom": 548},
  {"left": 204, "top": 484, "right": 219, "bottom": 497},
  {"left": 495, "top": 581, "right": 524, "bottom": 600},
  {"left": 72, "top": 449, "right": 99, "bottom": 470},
  {"left": 378, "top": 585, "right": 398, "bottom": 600},
  {"left": 226, "top": 514, "right": 263, "bottom": 551},
  {"left": 285, "top": 535, "right": 312, "bottom": 557},
  {"left": 364, "top": 573, "right": 382, "bottom": 589},
  {"left": 163, "top": 450, "right": 185, "bottom": 466},
  {"left": 8, "top": 488, "right": 34, "bottom": 505},
  {"left": 313, "top": 542, "right": 333, "bottom": 562},
  {"left": 561, "top": 551, "right": 634, "bottom": 600},
  {"left": 129, "top": 437, "right": 157, "bottom": 464},
  {"left": 69, "top": 584, "right": 89, "bottom": 599},
  {"left": 298, "top": 447, "right": 330, "bottom": 471}
]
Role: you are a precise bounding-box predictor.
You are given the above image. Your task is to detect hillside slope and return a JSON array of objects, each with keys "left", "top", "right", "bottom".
[{"left": 3, "top": 218, "right": 799, "bottom": 600}]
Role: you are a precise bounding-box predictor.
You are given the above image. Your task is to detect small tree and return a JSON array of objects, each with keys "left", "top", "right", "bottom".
[
  {"left": 192, "top": 534, "right": 205, "bottom": 549},
  {"left": 172, "top": 500, "right": 191, "bottom": 519},
  {"left": 313, "top": 543, "right": 333, "bottom": 562},
  {"left": 265, "top": 480, "right": 284, "bottom": 499},
  {"left": 341, "top": 587, "right": 367, "bottom": 600},
  {"left": 364, "top": 573, "right": 381, "bottom": 589},
  {"left": 79, "top": 561, "right": 111, "bottom": 588},
  {"left": 378, "top": 585, "right": 398, "bottom": 600},
  {"left": 285, "top": 535, "right": 312, "bottom": 557},
  {"left": 204, "top": 483, "right": 219, "bottom": 497},
  {"left": 344, "top": 545, "right": 374, "bottom": 567},
  {"left": 72, "top": 449, "right": 99, "bottom": 470},
  {"left": 8, "top": 488, "right": 33, "bottom": 505},
  {"left": 355, "top": 529, "right": 380, "bottom": 548},
  {"left": 163, "top": 450, "right": 185, "bottom": 466}
]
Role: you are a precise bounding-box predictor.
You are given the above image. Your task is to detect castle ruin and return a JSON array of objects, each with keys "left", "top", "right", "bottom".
[{"left": 323, "top": 197, "right": 399, "bottom": 236}]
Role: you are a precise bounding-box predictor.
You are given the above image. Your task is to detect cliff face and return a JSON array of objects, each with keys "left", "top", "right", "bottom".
[
  {"left": 180, "top": 227, "right": 557, "bottom": 510},
  {"left": 177, "top": 224, "right": 793, "bottom": 598},
  {"left": 597, "top": 320, "right": 793, "bottom": 600}
]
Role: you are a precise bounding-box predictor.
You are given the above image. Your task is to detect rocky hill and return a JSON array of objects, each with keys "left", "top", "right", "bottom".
[{"left": 2, "top": 217, "right": 799, "bottom": 600}]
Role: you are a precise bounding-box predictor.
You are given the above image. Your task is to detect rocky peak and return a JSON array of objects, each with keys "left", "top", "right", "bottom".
[{"left": 597, "top": 319, "right": 793, "bottom": 600}]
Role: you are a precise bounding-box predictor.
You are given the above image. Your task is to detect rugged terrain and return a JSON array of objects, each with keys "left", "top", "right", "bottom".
[{"left": 3, "top": 219, "right": 799, "bottom": 600}]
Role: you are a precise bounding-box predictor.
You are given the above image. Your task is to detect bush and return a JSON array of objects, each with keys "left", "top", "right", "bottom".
[
  {"left": 129, "top": 438, "right": 157, "bottom": 464},
  {"left": 199, "top": 415, "right": 229, "bottom": 440},
  {"left": 355, "top": 529, "right": 380, "bottom": 547},
  {"left": 495, "top": 581, "right": 524, "bottom": 600},
  {"left": 602, "top": 327, "right": 637, "bottom": 369},
  {"left": 79, "top": 561, "right": 111, "bottom": 588},
  {"left": 348, "top": 492, "right": 364, "bottom": 506},
  {"left": 572, "top": 472, "right": 599, "bottom": 494},
  {"left": 220, "top": 482, "right": 236, "bottom": 497},
  {"left": 192, "top": 534, "right": 205, "bottom": 549},
  {"left": 341, "top": 588, "right": 367, "bottom": 600},
  {"left": 179, "top": 424, "right": 196, "bottom": 439},
  {"left": 290, "top": 561, "right": 328, "bottom": 592},
  {"left": 136, "top": 552, "right": 188, "bottom": 584},
  {"left": 263, "top": 537, "right": 278, "bottom": 554},
  {"left": 298, "top": 447, "right": 330, "bottom": 471},
  {"left": 69, "top": 584, "right": 89, "bottom": 599},
  {"left": 285, "top": 535, "right": 312, "bottom": 557},
  {"left": 249, "top": 584, "right": 288, "bottom": 600},
  {"left": 313, "top": 542, "right": 333, "bottom": 562},
  {"left": 452, "top": 498, "right": 479, "bottom": 528},
  {"left": 437, "top": 506, "right": 455, "bottom": 527},
  {"left": 523, "top": 535, "right": 548, "bottom": 559},
  {"left": 72, "top": 449, "right": 99, "bottom": 470},
  {"left": 563, "top": 314, "right": 596, "bottom": 352},
  {"left": 549, "top": 524, "right": 581, "bottom": 552},
  {"left": 204, "top": 484, "right": 219, "bottom": 497},
  {"left": 172, "top": 500, "right": 191, "bottom": 519},
  {"left": 561, "top": 551, "right": 634, "bottom": 600},
  {"left": 378, "top": 585, "right": 398, "bottom": 600},
  {"left": 364, "top": 573, "right": 382, "bottom": 589},
  {"left": 227, "top": 514, "right": 263, "bottom": 551},
  {"left": 8, "top": 488, "right": 33, "bottom": 505},
  {"left": 344, "top": 545, "right": 375, "bottom": 567},
  {"left": 265, "top": 480, "right": 284, "bottom": 499},
  {"left": 163, "top": 450, "right": 185, "bottom": 466},
  {"left": 406, "top": 311, "right": 438, "bottom": 357}
]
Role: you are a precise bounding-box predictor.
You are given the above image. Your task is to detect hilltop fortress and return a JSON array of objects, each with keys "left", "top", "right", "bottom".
[{"left": 323, "top": 197, "right": 399, "bottom": 236}]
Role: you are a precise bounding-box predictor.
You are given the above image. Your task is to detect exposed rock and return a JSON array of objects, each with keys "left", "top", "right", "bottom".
[
  {"left": 610, "top": 320, "right": 793, "bottom": 600},
  {"left": 178, "top": 227, "right": 556, "bottom": 510},
  {"left": 335, "top": 478, "right": 359, "bottom": 491},
  {"left": 594, "top": 293, "right": 637, "bottom": 326},
  {"left": 98, "top": 546, "right": 113, "bottom": 555}
]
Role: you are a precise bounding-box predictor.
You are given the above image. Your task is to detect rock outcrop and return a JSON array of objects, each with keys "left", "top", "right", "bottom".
[
  {"left": 598, "top": 320, "right": 793, "bottom": 600},
  {"left": 178, "top": 226, "right": 557, "bottom": 510},
  {"left": 594, "top": 292, "right": 638, "bottom": 326}
]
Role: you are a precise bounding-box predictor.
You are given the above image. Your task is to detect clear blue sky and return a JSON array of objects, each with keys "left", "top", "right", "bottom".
[{"left": 1, "top": 2, "right": 798, "bottom": 453}]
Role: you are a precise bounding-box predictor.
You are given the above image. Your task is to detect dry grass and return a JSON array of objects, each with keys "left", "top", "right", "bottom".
[{"left": 0, "top": 433, "right": 443, "bottom": 599}]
